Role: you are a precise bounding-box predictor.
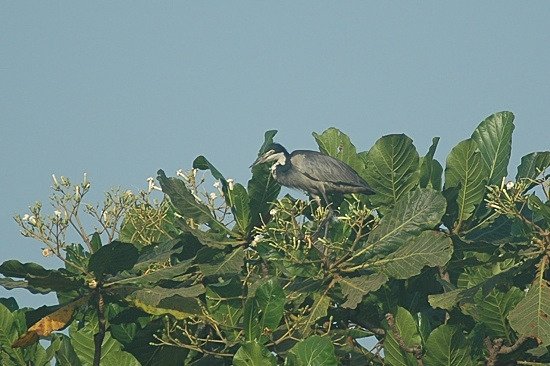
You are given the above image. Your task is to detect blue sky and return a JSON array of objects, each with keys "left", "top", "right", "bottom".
[{"left": 1, "top": 2, "right": 549, "bottom": 308}]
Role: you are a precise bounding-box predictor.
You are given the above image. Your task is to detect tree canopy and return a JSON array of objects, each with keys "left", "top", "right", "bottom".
[{"left": 1, "top": 111, "right": 550, "bottom": 365}]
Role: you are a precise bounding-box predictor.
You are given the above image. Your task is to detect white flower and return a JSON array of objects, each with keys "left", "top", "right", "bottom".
[
  {"left": 213, "top": 181, "right": 221, "bottom": 189},
  {"left": 227, "top": 178, "right": 234, "bottom": 190},
  {"left": 42, "top": 248, "right": 52, "bottom": 257},
  {"left": 54, "top": 210, "right": 61, "bottom": 217},
  {"left": 28, "top": 216, "right": 37, "bottom": 225},
  {"left": 270, "top": 208, "right": 278, "bottom": 216},
  {"left": 51, "top": 174, "right": 59, "bottom": 186},
  {"left": 209, "top": 192, "right": 217, "bottom": 200},
  {"left": 22, "top": 214, "right": 30, "bottom": 221},
  {"left": 506, "top": 181, "right": 515, "bottom": 190}
]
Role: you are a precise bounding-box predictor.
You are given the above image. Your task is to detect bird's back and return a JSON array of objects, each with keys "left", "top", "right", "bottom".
[{"left": 289, "top": 150, "right": 375, "bottom": 195}]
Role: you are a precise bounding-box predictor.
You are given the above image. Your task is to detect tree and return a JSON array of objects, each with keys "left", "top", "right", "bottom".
[{"left": 1, "top": 111, "right": 549, "bottom": 365}]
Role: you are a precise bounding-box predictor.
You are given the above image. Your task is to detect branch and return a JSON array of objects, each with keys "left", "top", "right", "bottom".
[{"left": 386, "top": 313, "right": 423, "bottom": 366}]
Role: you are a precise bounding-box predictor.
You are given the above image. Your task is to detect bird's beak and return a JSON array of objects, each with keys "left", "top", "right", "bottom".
[{"left": 250, "top": 154, "right": 268, "bottom": 168}]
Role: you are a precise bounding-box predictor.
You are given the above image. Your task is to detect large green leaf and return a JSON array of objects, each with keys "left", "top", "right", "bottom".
[
  {"left": 126, "top": 285, "right": 204, "bottom": 319},
  {"left": 88, "top": 241, "right": 139, "bottom": 279},
  {"left": 384, "top": 307, "right": 421, "bottom": 366},
  {"left": 206, "top": 279, "right": 244, "bottom": 330},
  {"left": 419, "top": 137, "right": 443, "bottom": 190},
  {"left": 444, "top": 138, "right": 487, "bottom": 230},
  {"left": 473, "top": 287, "right": 523, "bottom": 342},
  {"left": 471, "top": 111, "right": 515, "bottom": 185},
  {"left": 243, "top": 298, "right": 261, "bottom": 342},
  {"left": 248, "top": 131, "right": 282, "bottom": 232},
  {"left": 157, "top": 170, "right": 230, "bottom": 234},
  {"left": 227, "top": 182, "right": 251, "bottom": 235},
  {"left": 256, "top": 278, "right": 285, "bottom": 332},
  {"left": 516, "top": 151, "right": 550, "bottom": 180},
  {"left": 0, "top": 260, "right": 83, "bottom": 294},
  {"left": 69, "top": 322, "right": 138, "bottom": 366},
  {"left": 285, "top": 335, "right": 337, "bottom": 366},
  {"left": 424, "top": 325, "right": 473, "bottom": 366},
  {"left": 338, "top": 272, "right": 388, "bottom": 309},
  {"left": 312, "top": 127, "right": 366, "bottom": 175},
  {"left": 378, "top": 230, "right": 453, "bottom": 279},
  {"left": 0, "top": 303, "right": 25, "bottom": 365},
  {"left": 508, "top": 271, "right": 550, "bottom": 346},
  {"left": 55, "top": 334, "right": 82, "bottom": 366},
  {"left": 362, "top": 189, "right": 446, "bottom": 261},
  {"left": 233, "top": 341, "right": 277, "bottom": 366},
  {"left": 362, "top": 134, "right": 420, "bottom": 208},
  {"left": 197, "top": 247, "right": 244, "bottom": 276}
]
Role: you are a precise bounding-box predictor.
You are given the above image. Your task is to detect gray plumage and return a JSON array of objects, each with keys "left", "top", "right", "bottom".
[{"left": 251, "top": 143, "right": 375, "bottom": 206}]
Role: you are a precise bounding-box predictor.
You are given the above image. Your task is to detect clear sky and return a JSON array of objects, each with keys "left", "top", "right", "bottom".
[{"left": 1, "top": 2, "right": 549, "bottom": 308}]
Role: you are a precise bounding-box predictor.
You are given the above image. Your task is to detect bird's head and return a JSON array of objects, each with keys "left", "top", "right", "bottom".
[{"left": 250, "top": 143, "right": 289, "bottom": 169}]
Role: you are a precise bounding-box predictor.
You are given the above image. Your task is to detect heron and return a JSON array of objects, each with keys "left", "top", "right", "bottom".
[{"left": 250, "top": 143, "right": 375, "bottom": 210}]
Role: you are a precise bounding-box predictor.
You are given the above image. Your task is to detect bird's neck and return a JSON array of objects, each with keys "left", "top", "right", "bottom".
[{"left": 271, "top": 152, "right": 291, "bottom": 173}]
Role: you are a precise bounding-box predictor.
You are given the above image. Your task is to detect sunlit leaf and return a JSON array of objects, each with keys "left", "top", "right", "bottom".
[
  {"left": 12, "top": 295, "right": 90, "bottom": 348},
  {"left": 379, "top": 231, "right": 452, "bottom": 279},
  {"left": 444, "top": 138, "right": 487, "bottom": 230},
  {"left": 256, "top": 278, "right": 285, "bottom": 332},
  {"left": 157, "top": 169, "right": 231, "bottom": 234},
  {"left": 384, "top": 307, "right": 421, "bottom": 366},
  {"left": 313, "top": 127, "right": 367, "bottom": 176},
  {"left": 364, "top": 189, "right": 446, "bottom": 260},
  {"left": 227, "top": 183, "right": 251, "bottom": 235},
  {"left": 509, "top": 272, "right": 550, "bottom": 345},
  {"left": 424, "top": 325, "right": 473, "bottom": 365},
  {"left": 197, "top": 247, "right": 244, "bottom": 276},
  {"left": 472, "top": 287, "right": 523, "bottom": 340},
  {"left": 363, "top": 134, "right": 420, "bottom": 208},
  {"left": 0, "top": 303, "right": 26, "bottom": 364},
  {"left": 233, "top": 341, "right": 277, "bottom": 366},
  {"left": 338, "top": 272, "right": 388, "bottom": 309},
  {"left": 471, "top": 111, "right": 515, "bottom": 185},
  {"left": 286, "top": 335, "right": 337, "bottom": 366}
]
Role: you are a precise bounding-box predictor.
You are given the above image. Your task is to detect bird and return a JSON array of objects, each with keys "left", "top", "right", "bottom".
[{"left": 250, "top": 143, "right": 375, "bottom": 209}]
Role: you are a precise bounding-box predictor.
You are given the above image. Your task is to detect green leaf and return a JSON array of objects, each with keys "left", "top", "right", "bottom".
[
  {"left": 0, "top": 260, "right": 83, "bottom": 293},
  {"left": 473, "top": 287, "right": 523, "bottom": 341},
  {"left": 379, "top": 231, "right": 453, "bottom": 279},
  {"left": 384, "top": 307, "right": 421, "bottom": 366},
  {"left": 312, "top": 127, "right": 367, "bottom": 175},
  {"left": 285, "top": 335, "right": 337, "bottom": 366},
  {"left": 206, "top": 279, "right": 244, "bottom": 330},
  {"left": 233, "top": 341, "right": 277, "bottom": 366},
  {"left": 419, "top": 137, "right": 443, "bottom": 190},
  {"left": 256, "top": 278, "right": 285, "bottom": 332},
  {"left": 364, "top": 189, "right": 447, "bottom": 260},
  {"left": 88, "top": 241, "right": 139, "bottom": 278},
  {"left": 90, "top": 232, "right": 102, "bottom": 252},
  {"left": 363, "top": 134, "right": 420, "bottom": 208},
  {"left": 516, "top": 151, "right": 550, "bottom": 180},
  {"left": 243, "top": 298, "right": 261, "bottom": 342},
  {"left": 227, "top": 183, "right": 251, "bottom": 235},
  {"left": 0, "top": 303, "right": 25, "bottom": 366},
  {"left": 424, "top": 325, "right": 473, "bottom": 366},
  {"left": 338, "top": 272, "right": 388, "bottom": 309},
  {"left": 444, "top": 138, "right": 487, "bottom": 230},
  {"left": 528, "top": 194, "right": 550, "bottom": 227},
  {"left": 157, "top": 170, "right": 231, "bottom": 234},
  {"left": 471, "top": 111, "right": 515, "bottom": 185},
  {"left": 197, "top": 247, "right": 244, "bottom": 276},
  {"left": 126, "top": 285, "right": 204, "bottom": 319},
  {"left": 55, "top": 334, "right": 82, "bottom": 366},
  {"left": 248, "top": 132, "right": 282, "bottom": 232},
  {"left": 299, "top": 292, "right": 331, "bottom": 336},
  {"left": 193, "top": 155, "right": 226, "bottom": 181},
  {"left": 509, "top": 273, "right": 550, "bottom": 345},
  {"left": 69, "top": 322, "right": 124, "bottom": 365}
]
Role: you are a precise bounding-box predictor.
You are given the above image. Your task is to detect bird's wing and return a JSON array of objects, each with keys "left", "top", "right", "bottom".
[{"left": 290, "top": 151, "right": 367, "bottom": 188}]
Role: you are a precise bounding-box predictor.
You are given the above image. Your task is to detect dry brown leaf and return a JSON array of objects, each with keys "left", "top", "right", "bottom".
[{"left": 12, "top": 294, "right": 90, "bottom": 348}]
